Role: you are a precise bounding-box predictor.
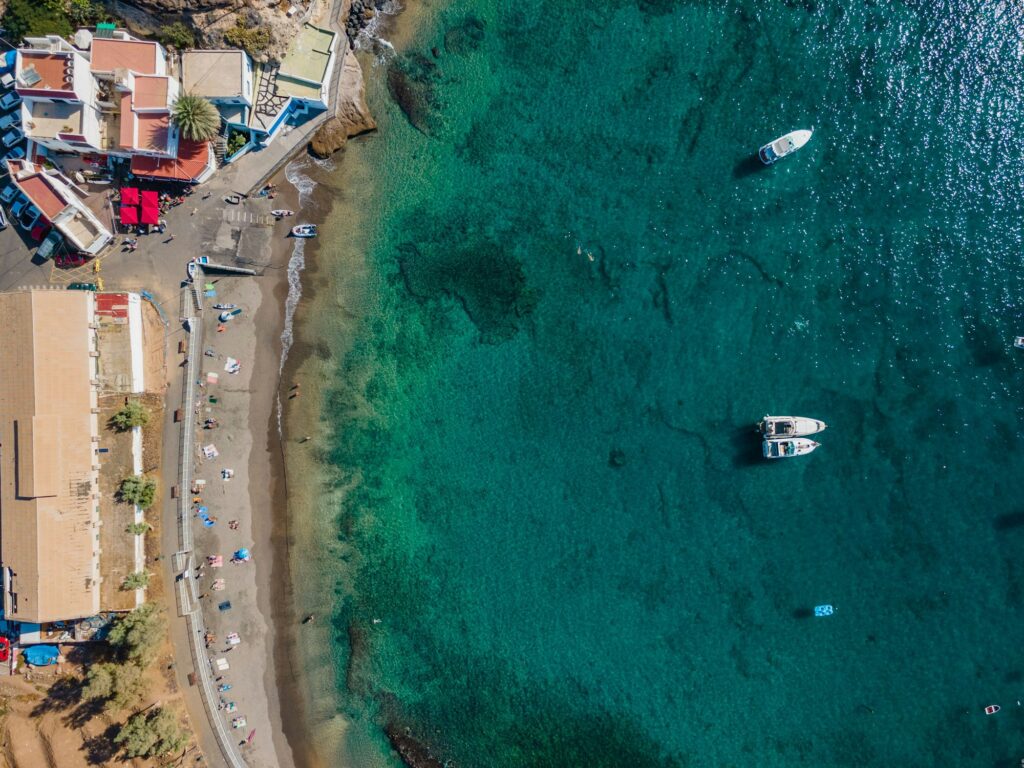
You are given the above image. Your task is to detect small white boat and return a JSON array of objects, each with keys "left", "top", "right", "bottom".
[
  {"left": 758, "top": 415, "right": 827, "bottom": 438},
  {"left": 291, "top": 224, "right": 317, "bottom": 238},
  {"left": 1014, "top": 337, "right": 1024, "bottom": 350},
  {"left": 271, "top": 209, "right": 294, "bottom": 218},
  {"left": 213, "top": 303, "right": 237, "bottom": 311},
  {"left": 759, "top": 129, "right": 813, "bottom": 164},
  {"left": 763, "top": 437, "right": 819, "bottom": 459}
]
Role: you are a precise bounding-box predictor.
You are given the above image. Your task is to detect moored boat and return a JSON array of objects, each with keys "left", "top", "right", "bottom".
[
  {"left": 763, "top": 437, "right": 819, "bottom": 459},
  {"left": 985, "top": 704, "right": 1000, "bottom": 715},
  {"left": 1014, "top": 336, "right": 1024, "bottom": 350},
  {"left": 291, "top": 224, "right": 317, "bottom": 238},
  {"left": 814, "top": 604, "right": 834, "bottom": 617},
  {"left": 759, "top": 415, "right": 827, "bottom": 438},
  {"left": 759, "top": 129, "right": 813, "bottom": 164}
]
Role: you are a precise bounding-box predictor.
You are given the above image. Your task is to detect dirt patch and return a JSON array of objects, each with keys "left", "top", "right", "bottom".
[{"left": 0, "top": 642, "right": 198, "bottom": 768}]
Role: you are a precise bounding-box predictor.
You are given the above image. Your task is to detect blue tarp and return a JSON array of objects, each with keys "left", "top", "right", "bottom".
[
  {"left": 23, "top": 644, "right": 59, "bottom": 666},
  {"left": 0, "top": 51, "right": 15, "bottom": 75}
]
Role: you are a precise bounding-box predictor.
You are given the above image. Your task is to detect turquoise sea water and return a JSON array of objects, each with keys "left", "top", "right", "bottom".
[{"left": 304, "top": 1, "right": 1024, "bottom": 765}]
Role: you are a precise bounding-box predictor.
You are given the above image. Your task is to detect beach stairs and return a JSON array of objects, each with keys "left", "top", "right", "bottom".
[{"left": 213, "top": 135, "right": 228, "bottom": 165}]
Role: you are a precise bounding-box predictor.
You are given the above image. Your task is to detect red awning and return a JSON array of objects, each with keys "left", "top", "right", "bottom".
[
  {"left": 120, "top": 205, "right": 139, "bottom": 225},
  {"left": 140, "top": 190, "right": 159, "bottom": 225},
  {"left": 120, "top": 187, "right": 139, "bottom": 205}
]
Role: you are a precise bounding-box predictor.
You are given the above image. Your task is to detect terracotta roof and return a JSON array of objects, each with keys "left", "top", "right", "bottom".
[
  {"left": 118, "top": 92, "right": 133, "bottom": 149},
  {"left": 0, "top": 290, "right": 100, "bottom": 623},
  {"left": 133, "top": 75, "right": 168, "bottom": 109},
  {"left": 19, "top": 53, "right": 73, "bottom": 93},
  {"left": 135, "top": 113, "right": 169, "bottom": 152},
  {"left": 130, "top": 139, "right": 210, "bottom": 181},
  {"left": 90, "top": 38, "right": 157, "bottom": 75},
  {"left": 16, "top": 175, "right": 66, "bottom": 220}
]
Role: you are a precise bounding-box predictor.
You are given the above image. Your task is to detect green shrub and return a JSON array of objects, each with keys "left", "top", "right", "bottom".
[
  {"left": 126, "top": 522, "right": 151, "bottom": 535},
  {"left": 118, "top": 476, "right": 156, "bottom": 508},
  {"left": 158, "top": 21, "right": 194, "bottom": 50},
  {"left": 108, "top": 604, "right": 165, "bottom": 666},
  {"left": 115, "top": 706, "right": 188, "bottom": 758},
  {"left": 223, "top": 21, "right": 271, "bottom": 56},
  {"left": 1, "top": 0, "right": 72, "bottom": 41},
  {"left": 227, "top": 130, "right": 248, "bottom": 155},
  {"left": 121, "top": 571, "right": 150, "bottom": 591},
  {"left": 109, "top": 400, "right": 149, "bottom": 431}
]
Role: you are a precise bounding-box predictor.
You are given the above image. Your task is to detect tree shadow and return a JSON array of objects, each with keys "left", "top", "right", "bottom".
[
  {"left": 65, "top": 696, "right": 106, "bottom": 730},
  {"left": 30, "top": 675, "right": 81, "bottom": 718},
  {"left": 83, "top": 723, "right": 121, "bottom": 765}
]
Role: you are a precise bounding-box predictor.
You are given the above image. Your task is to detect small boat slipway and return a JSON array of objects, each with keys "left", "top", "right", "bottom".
[{"left": 759, "top": 129, "right": 813, "bottom": 165}]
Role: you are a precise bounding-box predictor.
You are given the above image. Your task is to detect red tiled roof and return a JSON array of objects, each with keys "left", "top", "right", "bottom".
[
  {"left": 17, "top": 175, "right": 65, "bottom": 220},
  {"left": 130, "top": 139, "right": 211, "bottom": 182}
]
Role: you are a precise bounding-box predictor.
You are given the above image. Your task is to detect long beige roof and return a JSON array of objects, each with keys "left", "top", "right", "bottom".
[{"left": 0, "top": 289, "right": 100, "bottom": 623}]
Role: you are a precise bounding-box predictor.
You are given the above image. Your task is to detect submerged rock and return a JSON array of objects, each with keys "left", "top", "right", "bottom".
[
  {"left": 443, "top": 15, "right": 486, "bottom": 56},
  {"left": 397, "top": 241, "right": 537, "bottom": 343},
  {"left": 310, "top": 48, "right": 376, "bottom": 158},
  {"left": 387, "top": 53, "right": 442, "bottom": 136}
]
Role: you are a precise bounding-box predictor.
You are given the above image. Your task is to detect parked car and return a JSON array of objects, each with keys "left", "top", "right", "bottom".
[
  {"left": 10, "top": 195, "right": 27, "bottom": 219},
  {"left": 67, "top": 282, "right": 97, "bottom": 291},
  {"left": 2, "top": 146, "right": 25, "bottom": 162},
  {"left": 18, "top": 203, "right": 39, "bottom": 231},
  {"left": 2, "top": 127, "right": 22, "bottom": 147},
  {"left": 0, "top": 636, "right": 10, "bottom": 663},
  {"left": 36, "top": 230, "right": 62, "bottom": 259},
  {"left": 0, "top": 113, "right": 16, "bottom": 131},
  {"left": 0, "top": 206, "right": 8, "bottom": 230},
  {"left": 0, "top": 183, "right": 16, "bottom": 204},
  {"left": 0, "top": 91, "right": 22, "bottom": 111}
]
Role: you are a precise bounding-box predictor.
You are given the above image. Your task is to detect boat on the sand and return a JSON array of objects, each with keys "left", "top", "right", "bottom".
[
  {"left": 758, "top": 415, "right": 827, "bottom": 438},
  {"left": 763, "top": 437, "right": 819, "bottom": 459},
  {"left": 212, "top": 303, "right": 237, "bottom": 311},
  {"left": 291, "top": 224, "right": 317, "bottom": 238},
  {"left": 759, "top": 129, "right": 813, "bottom": 164},
  {"left": 271, "top": 209, "right": 294, "bottom": 218}
]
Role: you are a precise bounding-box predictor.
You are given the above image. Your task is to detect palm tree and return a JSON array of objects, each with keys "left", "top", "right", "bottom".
[{"left": 170, "top": 92, "right": 220, "bottom": 141}]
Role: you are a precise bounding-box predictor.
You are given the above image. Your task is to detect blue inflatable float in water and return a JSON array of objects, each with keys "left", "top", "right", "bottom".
[{"left": 814, "top": 604, "right": 834, "bottom": 617}]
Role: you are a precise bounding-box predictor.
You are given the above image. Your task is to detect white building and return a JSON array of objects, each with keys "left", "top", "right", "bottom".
[{"left": 7, "top": 159, "right": 113, "bottom": 254}]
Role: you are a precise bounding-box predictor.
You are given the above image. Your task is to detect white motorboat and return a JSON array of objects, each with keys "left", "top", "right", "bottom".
[
  {"left": 1014, "top": 336, "right": 1024, "bottom": 350},
  {"left": 759, "top": 129, "right": 813, "bottom": 164},
  {"left": 758, "top": 415, "right": 827, "bottom": 438},
  {"left": 763, "top": 437, "right": 819, "bottom": 459},
  {"left": 291, "top": 224, "right": 317, "bottom": 238},
  {"left": 271, "top": 209, "right": 294, "bottom": 218}
]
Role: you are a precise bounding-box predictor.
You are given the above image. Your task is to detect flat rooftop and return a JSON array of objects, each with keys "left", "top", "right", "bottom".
[
  {"left": 19, "top": 52, "right": 73, "bottom": 93},
  {"left": 91, "top": 38, "right": 157, "bottom": 74},
  {"left": 182, "top": 50, "right": 247, "bottom": 99},
  {"left": 279, "top": 24, "right": 334, "bottom": 86},
  {"left": 135, "top": 113, "right": 169, "bottom": 152},
  {"left": 25, "top": 100, "right": 83, "bottom": 139},
  {"left": 133, "top": 75, "right": 168, "bottom": 109}
]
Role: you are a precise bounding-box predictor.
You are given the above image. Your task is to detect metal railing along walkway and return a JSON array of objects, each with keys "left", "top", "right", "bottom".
[{"left": 173, "top": 283, "right": 247, "bottom": 768}]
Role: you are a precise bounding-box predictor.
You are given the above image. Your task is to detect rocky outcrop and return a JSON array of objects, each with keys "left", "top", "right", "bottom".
[{"left": 309, "top": 47, "right": 376, "bottom": 158}]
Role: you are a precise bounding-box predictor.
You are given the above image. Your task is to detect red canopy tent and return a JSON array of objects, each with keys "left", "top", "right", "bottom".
[
  {"left": 120, "top": 187, "right": 139, "bottom": 205},
  {"left": 140, "top": 190, "right": 160, "bottom": 226},
  {"left": 120, "top": 205, "right": 139, "bottom": 225}
]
